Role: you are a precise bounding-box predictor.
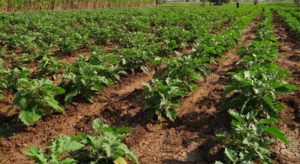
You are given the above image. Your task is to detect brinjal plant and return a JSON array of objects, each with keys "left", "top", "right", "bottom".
[
  {"left": 13, "top": 78, "right": 65, "bottom": 126},
  {"left": 216, "top": 110, "right": 288, "bottom": 164},
  {"left": 26, "top": 118, "right": 139, "bottom": 164}
]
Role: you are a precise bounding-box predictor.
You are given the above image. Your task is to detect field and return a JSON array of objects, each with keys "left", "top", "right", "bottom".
[{"left": 0, "top": 3, "right": 299, "bottom": 164}]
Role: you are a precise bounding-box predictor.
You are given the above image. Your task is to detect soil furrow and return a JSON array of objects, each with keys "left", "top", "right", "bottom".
[{"left": 271, "top": 13, "right": 300, "bottom": 164}]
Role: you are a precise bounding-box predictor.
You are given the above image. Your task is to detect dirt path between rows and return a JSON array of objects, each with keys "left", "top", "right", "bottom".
[{"left": 271, "top": 13, "right": 300, "bottom": 164}]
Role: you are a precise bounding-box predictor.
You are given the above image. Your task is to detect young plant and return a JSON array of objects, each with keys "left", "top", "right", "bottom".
[
  {"left": 88, "top": 51, "right": 126, "bottom": 81},
  {"left": 61, "top": 57, "right": 113, "bottom": 103},
  {"left": 161, "top": 55, "right": 210, "bottom": 82},
  {"left": 6, "top": 67, "right": 30, "bottom": 92},
  {"left": 237, "top": 41, "right": 278, "bottom": 69},
  {"left": 26, "top": 118, "right": 139, "bottom": 164},
  {"left": 118, "top": 48, "right": 149, "bottom": 74},
  {"left": 224, "top": 64, "right": 298, "bottom": 118},
  {"left": 38, "top": 55, "right": 63, "bottom": 75},
  {"left": 216, "top": 110, "right": 288, "bottom": 164},
  {"left": 144, "top": 78, "right": 190, "bottom": 122},
  {"left": 57, "top": 32, "right": 80, "bottom": 55},
  {"left": 13, "top": 78, "right": 65, "bottom": 126}
]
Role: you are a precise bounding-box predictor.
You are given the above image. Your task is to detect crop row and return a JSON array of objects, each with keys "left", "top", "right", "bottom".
[
  {"left": 274, "top": 7, "right": 300, "bottom": 39},
  {"left": 0, "top": 6, "right": 241, "bottom": 56},
  {"left": 216, "top": 8, "right": 298, "bottom": 163}
]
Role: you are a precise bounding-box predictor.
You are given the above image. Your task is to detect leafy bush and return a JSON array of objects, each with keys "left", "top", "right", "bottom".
[
  {"left": 62, "top": 57, "right": 114, "bottom": 103},
  {"left": 6, "top": 67, "right": 30, "bottom": 92},
  {"left": 216, "top": 110, "right": 287, "bottom": 164},
  {"left": 13, "top": 78, "right": 65, "bottom": 126},
  {"left": 38, "top": 55, "right": 63, "bottom": 75},
  {"left": 224, "top": 64, "right": 298, "bottom": 118},
  {"left": 118, "top": 48, "right": 149, "bottom": 73},
  {"left": 26, "top": 118, "right": 139, "bottom": 164},
  {"left": 144, "top": 78, "right": 190, "bottom": 121}
]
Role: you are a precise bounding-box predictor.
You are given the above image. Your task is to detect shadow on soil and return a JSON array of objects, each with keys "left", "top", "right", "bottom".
[{"left": 0, "top": 113, "right": 25, "bottom": 138}]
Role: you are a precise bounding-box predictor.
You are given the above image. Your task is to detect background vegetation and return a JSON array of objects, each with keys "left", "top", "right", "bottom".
[{"left": 0, "top": 0, "right": 156, "bottom": 11}]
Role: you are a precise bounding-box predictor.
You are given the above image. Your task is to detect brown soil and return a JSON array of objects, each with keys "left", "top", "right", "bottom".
[
  {"left": 0, "top": 71, "right": 154, "bottom": 164},
  {"left": 0, "top": 18, "right": 259, "bottom": 164},
  {"left": 271, "top": 13, "right": 300, "bottom": 164}
]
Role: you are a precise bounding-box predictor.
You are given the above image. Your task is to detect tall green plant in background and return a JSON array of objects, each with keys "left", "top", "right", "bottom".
[{"left": 0, "top": 0, "right": 156, "bottom": 11}]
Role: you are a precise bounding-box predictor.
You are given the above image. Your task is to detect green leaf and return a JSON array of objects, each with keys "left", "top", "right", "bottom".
[
  {"left": 92, "top": 118, "right": 104, "bottom": 131},
  {"left": 55, "top": 87, "right": 65, "bottom": 94},
  {"left": 25, "top": 147, "right": 48, "bottom": 164},
  {"left": 51, "top": 136, "right": 84, "bottom": 154},
  {"left": 165, "top": 108, "right": 176, "bottom": 122},
  {"left": 140, "top": 66, "right": 149, "bottom": 74},
  {"left": 224, "top": 147, "right": 236, "bottom": 162},
  {"left": 262, "top": 126, "right": 288, "bottom": 145},
  {"left": 257, "top": 118, "right": 277, "bottom": 125},
  {"left": 152, "top": 57, "right": 162, "bottom": 65},
  {"left": 228, "top": 110, "right": 242, "bottom": 122},
  {"left": 60, "top": 158, "right": 77, "bottom": 164},
  {"left": 19, "top": 109, "right": 42, "bottom": 126},
  {"left": 275, "top": 84, "right": 298, "bottom": 93},
  {"left": 64, "top": 90, "right": 78, "bottom": 104},
  {"left": 48, "top": 99, "right": 64, "bottom": 113}
]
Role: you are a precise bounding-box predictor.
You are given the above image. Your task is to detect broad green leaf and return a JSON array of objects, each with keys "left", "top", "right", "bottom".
[
  {"left": 224, "top": 148, "right": 236, "bottom": 162},
  {"left": 64, "top": 90, "right": 78, "bottom": 104},
  {"left": 25, "top": 147, "right": 48, "bottom": 164},
  {"left": 165, "top": 108, "right": 176, "bottom": 122},
  {"left": 55, "top": 87, "right": 65, "bottom": 94},
  {"left": 257, "top": 118, "right": 277, "bottom": 125},
  {"left": 275, "top": 84, "right": 298, "bottom": 93},
  {"left": 263, "top": 126, "right": 288, "bottom": 145},
  {"left": 140, "top": 66, "right": 149, "bottom": 74},
  {"left": 51, "top": 136, "right": 84, "bottom": 154},
  {"left": 19, "top": 109, "right": 42, "bottom": 126}
]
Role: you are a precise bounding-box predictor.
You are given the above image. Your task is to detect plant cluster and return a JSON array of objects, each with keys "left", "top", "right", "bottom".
[{"left": 26, "top": 118, "right": 139, "bottom": 164}]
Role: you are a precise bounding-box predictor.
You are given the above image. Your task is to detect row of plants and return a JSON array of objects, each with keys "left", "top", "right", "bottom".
[
  {"left": 0, "top": 6, "right": 255, "bottom": 57},
  {"left": 274, "top": 7, "right": 300, "bottom": 39},
  {"left": 142, "top": 8, "right": 261, "bottom": 122},
  {"left": 216, "top": 8, "right": 298, "bottom": 163}
]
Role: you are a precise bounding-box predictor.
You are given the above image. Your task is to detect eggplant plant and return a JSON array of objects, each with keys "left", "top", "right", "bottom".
[
  {"left": 38, "top": 55, "right": 63, "bottom": 76},
  {"left": 144, "top": 78, "right": 190, "bottom": 122},
  {"left": 224, "top": 64, "right": 298, "bottom": 118},
  {"left": 216, "top": 110, "right": 288, "bottom": 164},
  {"left": 26, "top": 118, "right": 139, "bottom": 164},
  {"left": 13, "top": 78, "right": 65, "bottom": 126}
]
